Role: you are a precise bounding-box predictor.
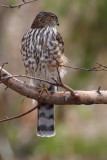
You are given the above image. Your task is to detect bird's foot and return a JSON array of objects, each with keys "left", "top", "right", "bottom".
[{"left": 35, "top": 86, "right": 48, "bottom": 98}]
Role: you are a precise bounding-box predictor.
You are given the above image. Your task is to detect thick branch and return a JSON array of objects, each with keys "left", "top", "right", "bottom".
[{"left": 0, "top": 67, "right": 107, "bottom": 105}]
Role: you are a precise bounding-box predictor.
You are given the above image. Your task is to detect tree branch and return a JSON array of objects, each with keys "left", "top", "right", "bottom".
[
  {"left": 1, "top": 0, "right": 37, "bottom": 9},
  {"left": 0, "top": 66, "right": 107, "bottom": 105},
  {"left": 60, "top": 63, "right": 107, "bottom": 71},
  {"left": 0, "top": 104, "right": 39, "bottom": 122}
]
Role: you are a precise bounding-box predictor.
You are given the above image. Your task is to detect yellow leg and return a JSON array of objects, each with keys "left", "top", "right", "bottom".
[{"left": 35, "top": 86, "right": 48, "bottom": 97}]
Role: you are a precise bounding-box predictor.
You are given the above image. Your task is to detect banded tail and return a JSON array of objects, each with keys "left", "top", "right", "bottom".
[
  {"left": 37, "top": 86, "right": 55, "bottom": 137},
  {"left": 37, "top": 103, "right": 55, "bottom": 137}
]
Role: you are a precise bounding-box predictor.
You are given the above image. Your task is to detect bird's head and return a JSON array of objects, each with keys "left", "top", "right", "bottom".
[{"left": 31, "top": 11, "right": 59, "bottom": 29}]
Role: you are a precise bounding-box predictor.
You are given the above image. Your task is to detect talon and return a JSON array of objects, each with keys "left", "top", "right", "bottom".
[
  {"left": 39, "top": 87, "right": 48, "bottom": 97},
  {"left": 35, "top": 86, "right": 48, "bottom": 97}
]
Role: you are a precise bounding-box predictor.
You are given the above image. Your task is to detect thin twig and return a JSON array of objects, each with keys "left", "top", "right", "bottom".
[
  {"left": 53, "top": 57, "right": 75, "bottom": 96},
  {"left": 0, "top": 104, "right": 39, "bottom": 122},
  {"left": 1, "top": 0, "right": 37, "bottom": 9},
  {"left": 0, "top": 74, "right": 56, "bottom": 86},
  {"left": 0, "top": 62, "right": 8, "bottom": 77},
  {"left": 4, "top": 86, "right": 8, "bottom": 90},
  {"left": 96, "top": 63, "right": 107, "bottom": 69},
  {"left": 52, "top": 78, "right": 75, "bottom": 96},
  {"left": 0, "top": 62, "right": 9, "bottom": 84},
  {"left": 60, "top": 64, "right": 107, "bottom": 71},
  {"left": 97, "top": 86, "right": 101, "bottom": 95}
]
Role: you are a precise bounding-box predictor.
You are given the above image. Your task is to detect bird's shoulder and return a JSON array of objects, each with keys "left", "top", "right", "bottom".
[{"left": 56, "top": 32, "right": 64, "bottom": 46}]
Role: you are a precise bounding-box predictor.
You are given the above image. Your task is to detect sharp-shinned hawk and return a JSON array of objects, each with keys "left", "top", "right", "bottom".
[{"left": 21, "top": 11, "right": 67, "bottom": 137}]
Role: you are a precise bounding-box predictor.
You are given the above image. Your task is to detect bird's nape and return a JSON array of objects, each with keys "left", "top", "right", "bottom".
[{"left": 31, "top": 11, "right": 59, "bottom": 29}]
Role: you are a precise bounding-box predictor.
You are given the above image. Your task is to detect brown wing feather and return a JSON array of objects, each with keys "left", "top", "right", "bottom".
[{"left": 56, "top": 32, "right": 64, "bottom": 54}]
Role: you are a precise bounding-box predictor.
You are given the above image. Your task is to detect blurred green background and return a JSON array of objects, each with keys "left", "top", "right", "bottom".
[{"left": 0, "top": 0, "right": 107, "bottom": 160}]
